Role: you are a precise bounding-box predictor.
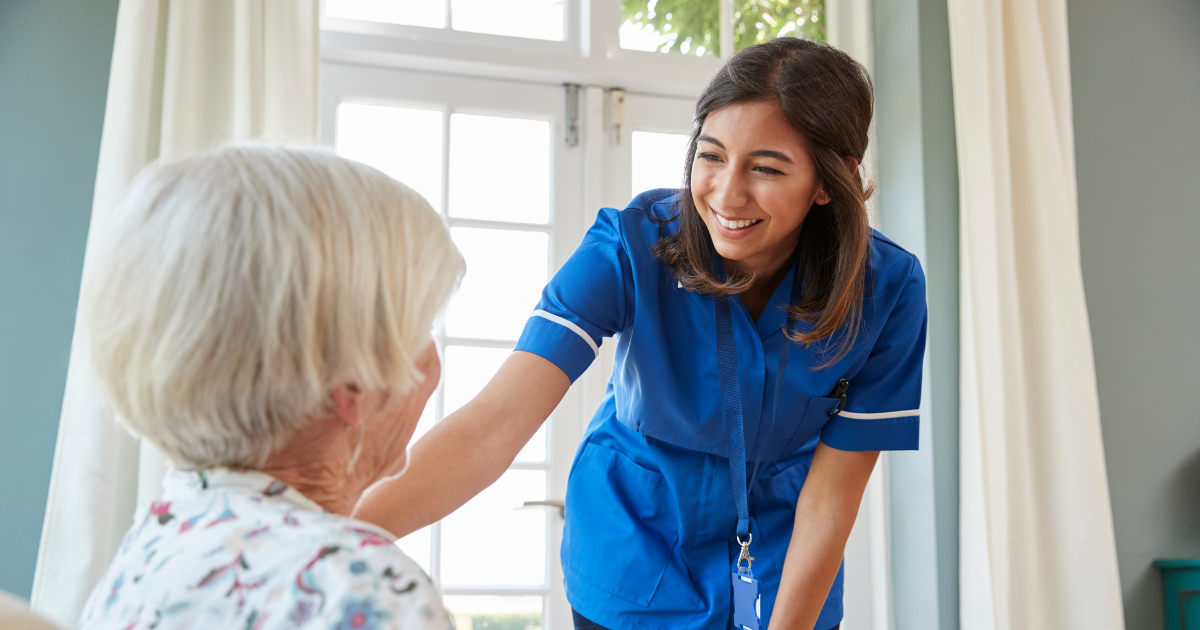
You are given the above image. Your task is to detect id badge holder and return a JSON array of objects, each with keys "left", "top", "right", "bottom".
[{"left": 732, "top": 535, "right": 762, "bottom": 630}]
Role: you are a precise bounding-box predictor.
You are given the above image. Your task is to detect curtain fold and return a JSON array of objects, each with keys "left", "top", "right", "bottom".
[
  {"left": 30, "top": 1, "right": 318, "bottom": 625},
  {"left": 948, "top": 0, "right": 1124, "bottom": 628}
]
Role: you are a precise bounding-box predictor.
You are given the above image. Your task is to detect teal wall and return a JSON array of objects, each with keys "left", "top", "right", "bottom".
[
  {"left": 871, "top": 0, "right": 959, "bottom": 628},
  {"left": 1067, "top": 0, "right": 1200, "bottom": 628},
  {"left": 0, "top": 0, "right": 120, "bottom": 599}
]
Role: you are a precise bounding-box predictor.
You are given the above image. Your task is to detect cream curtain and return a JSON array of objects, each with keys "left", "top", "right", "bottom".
[
  {"left": 948, "top": 0, "right": 1124, "bottom": 629},
  {"left": 30, "top": 1, "right": 318, "bottom": 626}
]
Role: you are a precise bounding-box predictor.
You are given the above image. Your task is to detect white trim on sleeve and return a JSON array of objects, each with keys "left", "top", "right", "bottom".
[
  {"left": 530, "top": 310, "right": 600, "bottom": 357},
  {"left": 836, "top": 409, "right": 921, "bottom": 420}
]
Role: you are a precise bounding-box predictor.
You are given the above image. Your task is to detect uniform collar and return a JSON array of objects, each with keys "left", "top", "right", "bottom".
[
  {"left": 162, "top": 467, "right": 326, "bottom": 513},
  {"left": 755, "top": 264, "right": 798, "bottom": 340}
]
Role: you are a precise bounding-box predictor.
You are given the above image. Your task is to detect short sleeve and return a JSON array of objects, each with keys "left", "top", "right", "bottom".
[
  {"left": 515, "top": 208, "right": 634, "bottom": 382},
  {"left": 820, "top": 257, "right": 927, "bottom": 451}
]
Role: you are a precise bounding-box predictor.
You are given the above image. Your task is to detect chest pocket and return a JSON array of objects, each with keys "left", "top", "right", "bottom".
[
  {"left": 561, "top": 442, "right": 680, "bottom": 607},
  {"left": 779, "top": 396, "right": 842, "bottom": 455}
]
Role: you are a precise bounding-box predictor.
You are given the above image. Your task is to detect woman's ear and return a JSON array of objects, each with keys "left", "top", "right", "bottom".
[
  {"left": 816, "top": 157, "right": 861, "bottom": 205},
  {"left": 330, "top": 385, "right": 365, "bottom": 428}
]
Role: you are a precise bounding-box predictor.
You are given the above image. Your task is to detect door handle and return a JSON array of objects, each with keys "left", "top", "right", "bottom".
[{"left": 520, "top": 500, "right": 565, "bottom": 519}]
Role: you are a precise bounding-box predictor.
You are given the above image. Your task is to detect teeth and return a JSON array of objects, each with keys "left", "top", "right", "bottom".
[{"left": 716, "top": 214, "right": 761, "bottom": 230}]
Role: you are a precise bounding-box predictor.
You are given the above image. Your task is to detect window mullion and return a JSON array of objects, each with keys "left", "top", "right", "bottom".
[
  {"left": 720, "top": 0, "right": 735, "bottom": 59},
  {"left": 440, "top": 105, "right": 452, "bottom": 216}
]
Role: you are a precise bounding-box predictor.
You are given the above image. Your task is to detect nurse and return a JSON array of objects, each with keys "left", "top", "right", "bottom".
[{"left": 356, "top": 37, "right": 926, "bottom": 630}]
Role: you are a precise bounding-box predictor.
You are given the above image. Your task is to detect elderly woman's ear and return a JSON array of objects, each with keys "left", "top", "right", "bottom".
[{"left": 330, "top": 384, "right": 367, "bottom": 429}]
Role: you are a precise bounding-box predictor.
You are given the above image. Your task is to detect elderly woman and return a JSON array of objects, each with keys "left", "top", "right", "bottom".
[{"left": 76, "top": 145, "right": 464, "bottom": 630}]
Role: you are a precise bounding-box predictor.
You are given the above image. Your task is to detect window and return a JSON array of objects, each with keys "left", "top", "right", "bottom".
[{"left": 324, "top": 66, "right": 583, "bottom": 628}]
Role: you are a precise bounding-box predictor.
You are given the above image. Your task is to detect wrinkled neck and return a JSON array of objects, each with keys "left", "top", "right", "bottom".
[{"left": 261, "top": 417, "right": 379, "bottom": 516}]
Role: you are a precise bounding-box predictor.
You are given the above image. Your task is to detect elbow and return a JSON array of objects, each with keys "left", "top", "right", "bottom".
[{"left": 796, "top": 497, "right": 861, "bottom": 543}]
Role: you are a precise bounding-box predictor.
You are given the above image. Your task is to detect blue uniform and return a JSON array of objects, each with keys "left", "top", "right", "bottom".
[{"left": 515, "top": 189, "right": 927, "bottom": 630}]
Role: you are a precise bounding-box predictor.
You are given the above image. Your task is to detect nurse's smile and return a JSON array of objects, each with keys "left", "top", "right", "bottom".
[{"left": 691, "top": 99, "right": 830, "bottom": 279}]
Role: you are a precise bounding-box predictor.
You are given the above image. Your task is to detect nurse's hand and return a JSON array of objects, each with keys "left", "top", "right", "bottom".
[
  {"left": 769, "top": 442, "right": 880, "bottom": 630},
  {"left": 353, "top": 351, "right": 570, "bottom": 538}
]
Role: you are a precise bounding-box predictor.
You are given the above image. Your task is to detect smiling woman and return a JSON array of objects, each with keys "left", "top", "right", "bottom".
[
  {"left": 654, "top": 37, "right": 874, "bottom": 363},
  {"left": 354, "top": 37, "right": 925, "bottom": 630}
]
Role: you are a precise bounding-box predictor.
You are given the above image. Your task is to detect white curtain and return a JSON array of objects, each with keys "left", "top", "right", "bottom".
[
  {"left": 948, "top": 1, "right": 1125, "bottom": 629},
  {"left": 30, "top": 1, "right": 318, "bottom": 626}
]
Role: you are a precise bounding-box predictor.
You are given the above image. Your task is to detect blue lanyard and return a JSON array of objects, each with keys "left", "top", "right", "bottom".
[{"left": 714, "top": 261, "right": 802, "bottom": 572}]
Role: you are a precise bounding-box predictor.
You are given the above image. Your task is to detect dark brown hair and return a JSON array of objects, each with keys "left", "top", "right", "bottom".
[{"left": 653, "top": 37, "right": 875, "bottom": 366}]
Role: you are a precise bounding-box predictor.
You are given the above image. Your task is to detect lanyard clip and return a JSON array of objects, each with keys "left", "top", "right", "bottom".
[{"left": 736, "top": 533, "right": 755, "bottom": 575}]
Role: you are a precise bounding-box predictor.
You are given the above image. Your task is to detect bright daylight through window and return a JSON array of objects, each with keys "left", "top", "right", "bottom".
[{"left": 325, "top": 0, "right": 564, "bottom": 40}]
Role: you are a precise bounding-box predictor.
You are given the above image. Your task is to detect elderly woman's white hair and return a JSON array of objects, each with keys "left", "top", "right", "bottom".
[{"left": 84, "top": 144, "right": 464, "bottom": 469}]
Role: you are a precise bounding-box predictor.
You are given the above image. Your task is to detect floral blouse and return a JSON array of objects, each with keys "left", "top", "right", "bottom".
[{"left": 78, "top": 468, "right": 453, "bottom": 630}]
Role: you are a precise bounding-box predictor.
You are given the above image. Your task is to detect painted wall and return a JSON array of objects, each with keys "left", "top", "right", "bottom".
[
  {"left": 1067, "top": 0, "right": 1200, "bottom": 628},
  {"left": 0, "top": 0, "right": 119, "bottom": 599}
]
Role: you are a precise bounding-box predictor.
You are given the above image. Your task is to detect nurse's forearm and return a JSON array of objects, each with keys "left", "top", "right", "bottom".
[
  {"left": 353, "top": 351, "right": 571, "bottom": 538},
  {"left": 769, "top": 443, "right": 879, "bottom": 630}
]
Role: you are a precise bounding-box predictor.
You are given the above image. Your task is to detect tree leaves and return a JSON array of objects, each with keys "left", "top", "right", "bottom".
[{"left": 621, "top": 0, "right": 825, "bottom": 56}]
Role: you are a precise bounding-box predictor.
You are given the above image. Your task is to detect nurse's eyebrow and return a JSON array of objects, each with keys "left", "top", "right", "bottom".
[
  {"left": 697, "top": 135, "right": 794, "bottom": 163},
  {"left": 748, "top": 149, "right": 793, "bottom": 163}
]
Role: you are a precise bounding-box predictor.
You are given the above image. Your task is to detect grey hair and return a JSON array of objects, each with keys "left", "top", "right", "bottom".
[{"left": 84, "top": 144, "right": 464, "bottom": 469}]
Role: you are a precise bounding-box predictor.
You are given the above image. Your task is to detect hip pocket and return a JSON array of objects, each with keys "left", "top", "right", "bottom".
[
  {"left": 780, "top": 396, "right": 841, "bottom": 455},
  {"left": 562, "top": 442, "right": 678, "bottom": 608}
]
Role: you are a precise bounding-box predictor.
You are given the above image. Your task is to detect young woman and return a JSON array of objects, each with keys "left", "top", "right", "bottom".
[{"left": 356, "top": 38, "right": 926, "bottom": 630}]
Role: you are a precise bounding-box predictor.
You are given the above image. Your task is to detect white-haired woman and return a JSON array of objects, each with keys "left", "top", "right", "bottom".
[{"left": 77, "top": 145, "right": 464, "bottom": 630}]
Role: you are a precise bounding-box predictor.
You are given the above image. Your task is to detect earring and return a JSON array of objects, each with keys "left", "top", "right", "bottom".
[{"left": 345, "top": 423, "right": 365, "bottom": 475}]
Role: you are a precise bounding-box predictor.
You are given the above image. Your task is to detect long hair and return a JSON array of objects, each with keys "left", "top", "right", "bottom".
[{"left": 653, "top": 38, "right": 875, "bottom": 367}]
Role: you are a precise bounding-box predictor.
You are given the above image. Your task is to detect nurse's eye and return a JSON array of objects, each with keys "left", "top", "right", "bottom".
[{"left": 697, "top": 152, "right": 723, "bottom": 163}]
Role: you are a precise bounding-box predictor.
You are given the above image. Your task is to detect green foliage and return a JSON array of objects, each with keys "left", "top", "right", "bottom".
[
  {"left": 457, "top": 613, "right": 541, "bottom": 630},
  {"left": 621, "top": 0, "right": 825, "bottom": 57}
]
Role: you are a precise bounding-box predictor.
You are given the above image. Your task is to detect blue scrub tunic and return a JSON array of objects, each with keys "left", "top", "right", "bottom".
[{"left": 515, "top": 189, "right": 927, "bottom": 630}]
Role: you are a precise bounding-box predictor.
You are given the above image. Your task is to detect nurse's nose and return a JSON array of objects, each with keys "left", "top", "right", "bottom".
[{"left": 712, "top": 163, "right": 751, "bottom": 211}]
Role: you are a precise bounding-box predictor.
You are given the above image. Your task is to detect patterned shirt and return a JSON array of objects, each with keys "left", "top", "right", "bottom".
[{"left": 78, "top": 468, "right": 453, "bottom": 630}]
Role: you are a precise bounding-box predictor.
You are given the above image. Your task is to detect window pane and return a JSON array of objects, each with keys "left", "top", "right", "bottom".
[
  {"left": 452, "top": 0, "right": 562, "bottom": 40},
  {"left": 735, "top": 0, "right": 826, "bottom": 50},
  {"left": 443, "top": 595, "right": 543, "bottom": 630},
  {"left": 443, "top": 346, "right": 511, "bottom": 414},
  {"left": 631, "top": 131, "right": 690, "bottom": 199},
  {"left": 325, "top": 0, "right": 447, "bottom": 29},
  {"left": 446, "top": 228, "right": 548, "bottom": 341},
  {"left": 516, "top": 424, "right": 547, "bottom": 463},
  {"left": 443, "top": 345, "right": 547, "bottom": 462},
  {"left": 395, "top": 526, "right": 432, "bottom": 575},
  {"left": 440, "top": 469, "right": 547, "bottom": 586},
  {"left": 394, "top": 396, "right": 436, "bottom": 575},
  {"left": 620, "top": 0, "right": 719, "bottom": 56},
  {"left": 449, "top": 114, "right": 550, "bottom": 224},
  {"left": 336, "top": 103, "right": 444, "bottom": 212},
  {"left": 413, "top": 388, "right": 437, "bottom": 443}
]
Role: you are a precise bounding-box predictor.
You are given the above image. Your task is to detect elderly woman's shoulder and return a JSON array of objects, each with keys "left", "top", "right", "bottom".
[
  {"left": 290, "top": 513, "right": 453, "bottom": 630},
  {"left": 79, "top": 470, "right": 453, "bottom": 630}
]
